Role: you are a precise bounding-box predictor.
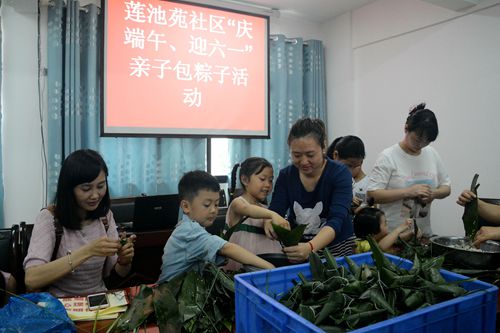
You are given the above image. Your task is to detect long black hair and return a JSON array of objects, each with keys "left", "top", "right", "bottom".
[
  {"left": 54, "top": 149, "right": 110, "bottom": 230},
  {"left": 229, "top": 157, "right": 272, "bottom": 202},
  {"left": 406, "top": 103, "right": 439, "bottom": 142}
]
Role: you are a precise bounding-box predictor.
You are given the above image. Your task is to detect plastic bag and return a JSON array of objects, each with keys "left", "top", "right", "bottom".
[{"left": 0, "top": 292, "right": 75, "bottom": 332}]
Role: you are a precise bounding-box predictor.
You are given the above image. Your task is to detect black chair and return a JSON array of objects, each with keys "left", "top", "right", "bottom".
[
  {"left": 18, "top": 222, "right": 33, "bottom": 293},
  {"left": 206, "top": 207, "right": 228, "bottom": 236},
  {"left": 478, "top": 198, "right": 500, "bottom": 227},
  {"left": 110, "top": 197, "right": 135, "bottom": 225},
  {"left": 0, "top": 225, "right": 19, "bottom": 275},
  {"left": 0, "top": 224, "right": 19, "bottom": 295}
]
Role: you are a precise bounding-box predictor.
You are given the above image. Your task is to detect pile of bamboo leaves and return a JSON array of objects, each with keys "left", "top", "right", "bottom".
[
  {"left": 109, "top": 264, "right": 235, "bottom": 333},
  {"left": 279, "top": 238, "right": 471, "bottom": 332}
]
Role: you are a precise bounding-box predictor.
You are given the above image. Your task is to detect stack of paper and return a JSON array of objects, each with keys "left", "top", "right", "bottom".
[{"left": 59, "top": 290, "right": 129, "bottom": 321}]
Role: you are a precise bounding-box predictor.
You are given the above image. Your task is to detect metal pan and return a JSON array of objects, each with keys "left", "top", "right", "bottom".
[
  {"left": 243, "top": 253, "right": 294, "bottom": 272},
  {"left": 257, "top": 253, "right": 294, "bottom": 267},
  {"left": 430, "top": 236, "right": 500, "bottom": 269}
]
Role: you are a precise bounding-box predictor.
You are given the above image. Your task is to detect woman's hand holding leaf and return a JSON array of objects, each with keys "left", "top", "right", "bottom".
[
  {"left": 456, "top": 189, "right": 476, "bottom": 207},
  {"left": 283, "top": 243, "right": 310, "bottom": 263},
  {"left": 117, "top": 234, "right": 136, "bottom": 265}
]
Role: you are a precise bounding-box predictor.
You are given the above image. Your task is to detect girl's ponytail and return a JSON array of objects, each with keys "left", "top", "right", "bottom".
[{"left": 229, "top": 163, "right": 240, "bottom": 202}]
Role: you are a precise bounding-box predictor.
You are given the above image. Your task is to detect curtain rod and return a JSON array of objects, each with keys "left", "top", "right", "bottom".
[
  {"left": 270, "top": 35, "right": 309, "bottom": 46},
  {"left": 40, "top": 0, "right": 101, "bottom": 9},
  {"left": 40, "top": 0, "right": 280, "bottom": 18},
  {"left": 186, "top": 0, "right": 280, "bottom": 18}
]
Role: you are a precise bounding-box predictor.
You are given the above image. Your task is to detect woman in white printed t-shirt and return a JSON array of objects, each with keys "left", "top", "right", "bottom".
[{"left": 366, "top": 103, "right": 451, "bottom": 237}]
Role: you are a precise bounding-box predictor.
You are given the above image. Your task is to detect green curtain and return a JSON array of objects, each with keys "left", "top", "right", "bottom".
[
  {"left": 228, "top": 35, "right": 327, "bottom": 174},
  {"left": 46, "top": 0, "right": 206, "bottom": 200}
]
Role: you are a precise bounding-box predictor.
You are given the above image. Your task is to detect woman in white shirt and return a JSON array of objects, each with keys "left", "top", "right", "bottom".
[{"left": 366, "top": 103, "right": 451, "bottom": 236}]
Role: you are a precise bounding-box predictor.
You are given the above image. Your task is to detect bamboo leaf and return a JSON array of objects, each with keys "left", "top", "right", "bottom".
[
  {"left": 360, "top": 287, "right": 395, "bottom": 315},
  {"left": 315, "top": 292, "right": 345, "bottom": 325},
  {"left": 389, "top": 274, "right": 418, "bottom": 288},
  {"left": 309, "top": 252, "right": 326, "bottom": 281},
  {"left": 404, "top": 291, "right": 425, "bottom": 310},
  {"left": 428, "top": 268, "right": 446, "bottom": 284},
  {"left": 299, "top": 304, "right": 316, "bottom": 323},
  {"left": 367, "top": 236, "right": 398, "bottom": 273},
  {"left": 343, "top": 309, "right": 386, "bottom": 329},
  {"left": 344, "top": 256, "right": 361, "bottom": 279},
  {"left": 178, "top": 271, "right": 204, "bottom": 322},
  {"left": 319, "top": 326, "right": 345, "bottom": 333},
  {"left": 324, "top": 247, "right": 339, "bottom": 270},
  {"left": 342, "top": 280, "right": 365, "bottom": 296},
  {"left": 421, "top": 255, "right": 445, "bottom": 271},
  {"left": 360, "top": 265, "right": 373, "bottom": 282},
  {"left": 409, "top": 254, "right": 421, "bottom": 275},
  {"left": 154, "top": 282, "right": 182, "bottom": 333},
  {"left": 462, "top": 174, "right": 480, "bottom": 239},
  {"left": 423, "top": 280, "right": 467, "bottom": 297},
  {"left": 272, "top": 223, "right": 307, "bottom": 247},
  {"left": 115, "top": 285, "right": 155, "bottom": 331}
]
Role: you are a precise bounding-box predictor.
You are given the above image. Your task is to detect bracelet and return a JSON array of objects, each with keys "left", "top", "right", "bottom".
[
  {"left": 67, "top": 250, "right": 75, "bottom": 273},
  {"left": 307, "top": 241, "right": 314, "bottom": 252}
]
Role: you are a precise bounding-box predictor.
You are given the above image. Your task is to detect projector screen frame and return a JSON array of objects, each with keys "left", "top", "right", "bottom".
[{"left": 100, "top": 0, "right": 271, "bottom": 139}]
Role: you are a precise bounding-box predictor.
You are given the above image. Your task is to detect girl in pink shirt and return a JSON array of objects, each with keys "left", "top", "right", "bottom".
[{"left": 224, "top": 157, "right": 290, "bottom": 271}]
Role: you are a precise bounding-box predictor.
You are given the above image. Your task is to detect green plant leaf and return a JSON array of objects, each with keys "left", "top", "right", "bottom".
[
  {"left": 299, "top": 304, "right": 316, "bottom": 322},
  {"left": 344, "top": 256, "right": 361, "bottom": 279},
  {"left": 178, "top": 271, "right": 204, "bottom": 322},
  {"left": 323, "top": 247, "right": 339, "bottom": 270},
  {"left": 115, "top": 285, "right": 155, "bottom": 331},
  {"left": 404, "top": 290, "right": 425, "bottom": 310},
  {"left": 309, "top": 251, "right": 325, "bottom": 281},
  {"left": 367, "top": 236, "right": 398, "bottom": 273},
  {"left": 462, "top": 173, "right": 480, "bottom": 239},
  {"left": 154, "top": 282, "right": 182, "bottom": 333},
  {"left": 315, "top": 291, "right": 345, "bottom": 325},
  {"left": 272, "top": 223, "right": 307, "bottom": 247}
]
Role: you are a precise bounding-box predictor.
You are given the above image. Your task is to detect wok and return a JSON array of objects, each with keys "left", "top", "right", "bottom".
[
  {"left": 430, "top": 236, "right": 500, "bottom": 269},
  {"left": 243, "top": 253, "right": 294, "bottom": 272},
  {"left": 258, "top": 253, "right": 294, "bottom": 267}
]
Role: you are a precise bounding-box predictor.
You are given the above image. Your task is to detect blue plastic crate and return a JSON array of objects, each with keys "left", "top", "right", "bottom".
[{"left": 235, "top": 252, "right": 498, "bottom": 333}]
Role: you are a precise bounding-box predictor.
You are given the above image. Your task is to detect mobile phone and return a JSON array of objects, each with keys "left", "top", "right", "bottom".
[{"left": 87, "top": 292, "right": 109, "bottom": 310}]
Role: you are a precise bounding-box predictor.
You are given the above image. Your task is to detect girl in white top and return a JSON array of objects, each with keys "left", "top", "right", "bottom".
[
  {"left": 327, "top": 135, "right": 369, "bottom": 213},
  {"left": 367, "top": 103, "right": 451, "bottom": 236},
  {"left": 224, "top": 157, "right": 290, "bottom": 271}
]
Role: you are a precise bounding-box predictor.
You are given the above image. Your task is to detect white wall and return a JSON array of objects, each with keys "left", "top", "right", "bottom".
[
  {"left": 1, "top": 0, "right": 45, "bottom": 228},
  {"left": 269, "top": 14, "right": 323, "bottom": 40},
  {"left": 323, "top": 0, "right": 500, "bottom": 236},
  {"left": 322, "top": 12, "right": 355, "bottom": 142},
  {"left": 0, "top": 2, "right": 322, "bottom": 227}
]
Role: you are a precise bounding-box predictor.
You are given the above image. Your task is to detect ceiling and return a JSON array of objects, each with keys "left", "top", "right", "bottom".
[{"left": 234, "top": 0, "right": 378, "bottom": 23}]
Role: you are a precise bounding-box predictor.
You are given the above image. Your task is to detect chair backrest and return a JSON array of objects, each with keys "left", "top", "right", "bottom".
[
  {"left": 17, "top": 222, "right": 34, "bottom": 293},
  {"left": 111, "top": 197, "right": 135, "bottom": 224},
  {"left": 478, "top": 198, "right": 500, "bottom": 227},
  {"left": 0, "top": 225, "right": 19, "bottom": 282},
  {"left": 19, "top": 222, "right": 34, "bottom": 261}
]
